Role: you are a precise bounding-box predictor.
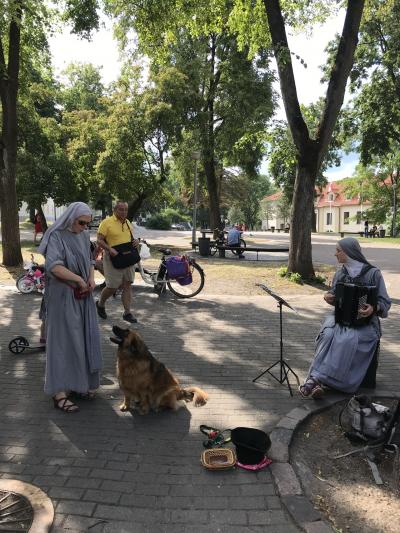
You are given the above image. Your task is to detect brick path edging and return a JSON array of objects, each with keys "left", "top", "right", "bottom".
[{"left": 268, "top": 389, "right": 400, "bottom": 533}]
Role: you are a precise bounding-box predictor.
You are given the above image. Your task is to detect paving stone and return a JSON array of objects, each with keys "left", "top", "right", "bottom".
[
  {"left": 271, "top": 463, "right": 302, "bottom": 496},
  {"left": 1, "top": 287, "right": 398, "bottom": 533},
  {"left": 268, "top": 428, "right": 292, "bottom": 462},
  {"left": 304, "top": 520, "right": 335, "bottom": 533},
  {"left": 282, "top": 495, "right": 322, "bottom": 525}
]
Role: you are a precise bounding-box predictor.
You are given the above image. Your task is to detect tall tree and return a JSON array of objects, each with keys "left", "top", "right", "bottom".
[
  {"left": 106, "top": 1, "right": 275, "bottom": 230},
  {"left": 0, "top": 0, "right": 99, "bottom": 266},
  {"left": 342, "top": 0, "right": 400, "bottom": 234},
  {"left": 261, "top": 0, "right": 365, "bottom": 277}
]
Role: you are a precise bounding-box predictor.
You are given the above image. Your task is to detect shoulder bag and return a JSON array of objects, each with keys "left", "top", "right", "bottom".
[{"left": 110, "top": 222, "right": 140, "bottom": 269}]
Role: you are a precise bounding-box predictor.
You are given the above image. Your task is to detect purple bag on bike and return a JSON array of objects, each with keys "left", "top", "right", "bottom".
[{"left": 165, "top": 256, "right": 192, "bottom": 285}]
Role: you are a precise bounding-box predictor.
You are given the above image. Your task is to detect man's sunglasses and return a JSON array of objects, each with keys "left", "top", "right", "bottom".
[{"left": 77, "top": 220, "right": 90, "bottom": 227}]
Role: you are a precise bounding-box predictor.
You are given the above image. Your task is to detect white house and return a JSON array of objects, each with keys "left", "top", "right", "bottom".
[
  {"left": 260, "top": 180, "right": 385, "bottom": 233},
  {"left": 260, "top": 191, "right": 288, "bottom": 230},
  {"left": 315, "top": 181, "right": 369, "bottom": 233}
]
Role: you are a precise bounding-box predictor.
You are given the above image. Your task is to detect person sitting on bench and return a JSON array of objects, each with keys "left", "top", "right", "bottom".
[
  {"left": 299, "top": 237, "right": 391, "bottom": 399},
  {"left": 227, "top": 224, "right": 245, "bottom": 259}
]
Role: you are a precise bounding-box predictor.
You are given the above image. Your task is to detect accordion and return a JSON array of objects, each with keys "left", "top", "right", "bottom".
[{"left": 334, "top": 283, "right": 377, "bottom": 327}]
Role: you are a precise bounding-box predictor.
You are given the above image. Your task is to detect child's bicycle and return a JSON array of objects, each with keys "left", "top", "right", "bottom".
[{"left": 137, "top": 241, "right": 205, "bottom": 298}]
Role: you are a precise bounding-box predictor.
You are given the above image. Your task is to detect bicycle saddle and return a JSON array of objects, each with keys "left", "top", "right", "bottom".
[{"left": 158, "top": 248, "right": 172, "bottom": 255}]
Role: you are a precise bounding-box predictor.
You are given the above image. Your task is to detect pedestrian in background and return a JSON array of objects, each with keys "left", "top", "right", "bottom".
[{"left": 33, "top": 212, "right": 43, "bottom": 245}]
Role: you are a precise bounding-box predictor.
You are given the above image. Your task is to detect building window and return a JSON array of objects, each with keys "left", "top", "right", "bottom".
[
  {"left": 328, "top": 193, "right": 334, "bottom": 202},
  {"left": 344, "top": 212, "right": 349, "bottom": 225},
  {"left": 326, "top": 212, "right": 332, "bottom": 225},
  {"left": 356, "top": 211, "right": 362, "bottom": 224}
]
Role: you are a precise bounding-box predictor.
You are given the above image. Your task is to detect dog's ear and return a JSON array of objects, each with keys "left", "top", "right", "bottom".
[{"left": 128, "top": 331, "right": 147, "bottom": 355}]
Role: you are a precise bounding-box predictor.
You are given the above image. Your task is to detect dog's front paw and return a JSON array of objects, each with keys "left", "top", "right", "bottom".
[{"left": 120, "top": 403, "right": 129, "bottom": 411}]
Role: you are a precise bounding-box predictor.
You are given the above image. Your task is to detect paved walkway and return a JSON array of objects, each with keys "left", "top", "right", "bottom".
[{"left": 0, "top": 282, "right": 399, "bottom": 532}]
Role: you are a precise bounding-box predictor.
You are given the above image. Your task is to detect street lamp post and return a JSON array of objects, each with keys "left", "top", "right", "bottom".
[
  {"left": 191, "top": 151, "right": 201, "bottom": 248},
  {"left": 392, "top": 182, "right": 397, "bottom": 237}
]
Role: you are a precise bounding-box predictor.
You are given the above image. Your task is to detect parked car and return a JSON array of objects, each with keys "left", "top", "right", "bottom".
[
  {"left": 89, "top": 215, "right": 102, "bottom": 229},
  {"left": 171, "top": 222, "right": 192, "bottom": 231}
]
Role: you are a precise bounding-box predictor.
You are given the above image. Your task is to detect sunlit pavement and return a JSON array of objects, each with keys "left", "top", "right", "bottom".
[{"left": 0, "top": 227, "right": 399, "bottom": 531}]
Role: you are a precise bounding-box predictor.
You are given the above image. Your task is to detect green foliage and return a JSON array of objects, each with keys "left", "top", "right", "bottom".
[
  {"left": 277, "top": 266, "right": 303, "bottom": 284},
  {"left": 289, "top": 272, "right": 302, "bottom": 284},
  {"left": 162, "top": 208, "right": 190, "bottom": 223},
  {"left": 145, "top": 213, "right": 171, "bottom": 230},
  {"left": 277, "top": 266, "right": 288, "bottom": 278},
  {"left": 227, "top": 205, "right": 244, "bottom": 225},
  {"left": 61, "top": 63, "right": 106, "bottom": 112}
]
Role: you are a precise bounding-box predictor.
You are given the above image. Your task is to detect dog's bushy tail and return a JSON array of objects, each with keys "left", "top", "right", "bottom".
[{"left": 181, "top": 386, "right": 208, "bottom": 407}]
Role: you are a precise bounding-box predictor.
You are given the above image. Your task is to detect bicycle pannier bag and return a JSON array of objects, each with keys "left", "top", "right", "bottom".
[
  {"left": 110, "top": 243, "right": 140, "bottom": 269},
  {"left": 165, "top": 256, "right": 191, "bottom": 285}
]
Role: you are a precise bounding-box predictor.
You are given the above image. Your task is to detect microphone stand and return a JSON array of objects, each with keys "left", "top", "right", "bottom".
[{"left": 253, "top": 284, "right": 300, "bottom": 396}]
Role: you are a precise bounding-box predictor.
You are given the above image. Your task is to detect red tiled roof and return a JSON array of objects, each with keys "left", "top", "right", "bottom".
[
  {"left": 315, "top": 180, "right": 370, "bottom": 208},
  {"left": 261, "top": 179, "right": 374, "bottom": 208},
  {"left": 261, "top": 191, "right": 283, "bottom": 202}
]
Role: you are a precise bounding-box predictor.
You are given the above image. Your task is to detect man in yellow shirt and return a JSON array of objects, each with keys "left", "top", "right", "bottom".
[{"left": 96, "top": 200, "right": 139, "bottom": 323}]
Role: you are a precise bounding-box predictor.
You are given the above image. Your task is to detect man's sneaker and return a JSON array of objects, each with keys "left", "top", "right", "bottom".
[
  {"left": 123, "top": 312, "right": 137, "bottom": 324},
  {"left": 96, "top": 301, "right": 107, "bottom": 319}
]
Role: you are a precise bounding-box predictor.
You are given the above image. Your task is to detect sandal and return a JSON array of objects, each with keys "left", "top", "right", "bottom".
[
  {"left": 53, "top": 396, "right": 79, "bottom": 413},
  {"left": 69, "top": 391, "right": 96, "bottom": 401},
  {"left": 299, "top": 377, "right": 323, "bottom": 399}
]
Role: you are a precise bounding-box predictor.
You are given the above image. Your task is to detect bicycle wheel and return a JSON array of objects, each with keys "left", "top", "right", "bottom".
[
  {"left": 167, "top": 262, "right": 205, "bottom": 298},
  {"left": 16, "top": 275, "right": 35, "bottom": 293},
  {"left": 232, "top": 238, "right": 246, "bottom": 255}
]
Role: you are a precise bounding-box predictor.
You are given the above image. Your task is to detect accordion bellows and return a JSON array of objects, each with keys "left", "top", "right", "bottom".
[{"left": 335, "top": 282, "right": 377, "bottom": 327}]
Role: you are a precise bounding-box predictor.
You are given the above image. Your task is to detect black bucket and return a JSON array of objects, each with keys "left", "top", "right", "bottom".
[{"left": 231, "top": 427, "right": 271, "bottom": 465}]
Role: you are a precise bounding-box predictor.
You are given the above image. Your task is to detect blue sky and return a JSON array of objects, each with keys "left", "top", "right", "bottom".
[{"left": 49, "top": 11, "right": 357, "bottom": 182}]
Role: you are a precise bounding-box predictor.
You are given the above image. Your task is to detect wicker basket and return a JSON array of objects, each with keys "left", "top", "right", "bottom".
[{"left": 201, "top": 448, "right": 236, "bottom": 470}]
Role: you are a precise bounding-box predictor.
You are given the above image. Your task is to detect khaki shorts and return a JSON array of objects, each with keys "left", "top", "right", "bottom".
[{"left": 103, "top": 252, "right": 135, "bottom": 289}]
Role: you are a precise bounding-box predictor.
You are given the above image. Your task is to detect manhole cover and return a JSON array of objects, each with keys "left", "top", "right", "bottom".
[{"left": 0, "top": 489, "right": 34, "bottom": 532}]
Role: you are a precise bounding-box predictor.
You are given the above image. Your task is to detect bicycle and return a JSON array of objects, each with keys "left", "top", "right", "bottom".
[
  {"left": 209, "top": 229, "right": 246, "bottom": 256},
  {"left": 136, "top": 241, "right": 205, "bottom": 298}
]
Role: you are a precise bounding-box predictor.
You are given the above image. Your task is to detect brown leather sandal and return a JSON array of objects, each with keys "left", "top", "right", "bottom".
[{"left": 53, "top": 396, "right": 79, "bottom": 413}]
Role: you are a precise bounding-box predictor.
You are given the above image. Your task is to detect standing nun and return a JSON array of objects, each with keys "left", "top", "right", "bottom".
[
  {"left": 299, "top": 237, "right": 391, "bottom": 399},
  {"left": 38, "top": 202, "right": 102, "bottom": 412}
]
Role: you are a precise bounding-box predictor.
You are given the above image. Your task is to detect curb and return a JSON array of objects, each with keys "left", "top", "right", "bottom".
[{"left": 268, "top": 388, "right": 399, "bottom": 532}]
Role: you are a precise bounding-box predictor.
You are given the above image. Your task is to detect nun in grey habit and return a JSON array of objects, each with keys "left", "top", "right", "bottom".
[
  {"left": 38, "top": 202, "right": 102, "bottom": 412},
  {"left": 299, "top": 237, "right": 391, "bottom": 399}
]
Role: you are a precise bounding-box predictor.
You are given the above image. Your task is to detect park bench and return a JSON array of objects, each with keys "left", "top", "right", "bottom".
[
  {"left": 339, "top": 231, "right": 365, "bottom": 238},
  {"left": 216, "top": 245, "right": 289, "bottom": 260}
]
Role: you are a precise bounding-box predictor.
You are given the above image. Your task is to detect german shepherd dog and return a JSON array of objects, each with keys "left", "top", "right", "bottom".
[{"left": 110, "top": 326, "right": 208, "bottom": 414}]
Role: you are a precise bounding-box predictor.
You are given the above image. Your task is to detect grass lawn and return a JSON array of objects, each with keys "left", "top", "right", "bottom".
[
  {"left": 358, "top": 236, "right": 400, "bottom": 245},
  {"left": 0, "top": 242, "right": 335, "bottom": 296}
]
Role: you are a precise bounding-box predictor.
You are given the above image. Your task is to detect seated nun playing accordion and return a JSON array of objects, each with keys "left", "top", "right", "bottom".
[{"left": 299, "top": 237, "right": 391, "bottom": 399}]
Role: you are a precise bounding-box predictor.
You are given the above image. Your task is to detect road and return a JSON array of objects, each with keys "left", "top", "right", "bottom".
[{"left": 3, "top": 225, "right": 399, "bottom": 297}]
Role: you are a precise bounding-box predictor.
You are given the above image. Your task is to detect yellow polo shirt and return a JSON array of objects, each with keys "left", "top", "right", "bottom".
[{"left": 97, "top": 215, "right": 134, "bottom": 247}]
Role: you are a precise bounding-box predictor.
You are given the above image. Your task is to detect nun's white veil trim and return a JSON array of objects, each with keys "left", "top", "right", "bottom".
[{"left": 38, "top": 202, "right": 92, "bottom": 255}]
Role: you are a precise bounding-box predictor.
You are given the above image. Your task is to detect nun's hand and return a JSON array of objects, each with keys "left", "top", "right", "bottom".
[
  {"left": 359, "top": 303, "right": 374, "bottom": 317},
  {"left": 324, "top": 292, "right": 335, "bottom": 305}
]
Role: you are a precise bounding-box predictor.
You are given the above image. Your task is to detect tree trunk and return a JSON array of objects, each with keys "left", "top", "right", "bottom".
[
  {"left": 263, "top": 0, "right": 365, "bottom": 277},
  {"left": 0, "top": 166, "right": 23, "bottom": 265},
  {"left": 38, "top": 204, "right": 48, "bottom": 232},
  {"left": 289, "top": 154, "right": 318, "bottom": 278},
  {"left": 203, "top": 158, "right": 221, "bottom": 231},
  {"left": 0, "top": 2, "right": 23, "bottom": 266}
]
